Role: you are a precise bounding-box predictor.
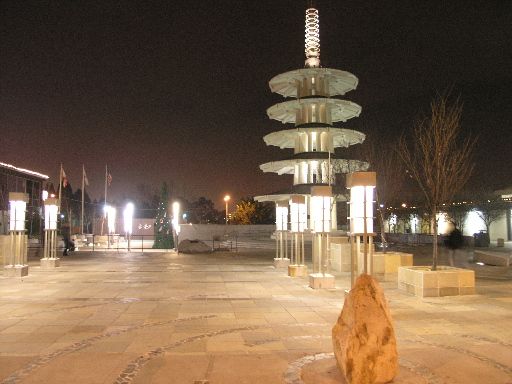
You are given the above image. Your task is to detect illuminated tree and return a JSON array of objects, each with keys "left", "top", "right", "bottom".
[
  {"left": 153, "top": 183, "right": 174, "bottom": 249},
  {"left": 398, "top": 94, "right": 476, "bottom": 270}
]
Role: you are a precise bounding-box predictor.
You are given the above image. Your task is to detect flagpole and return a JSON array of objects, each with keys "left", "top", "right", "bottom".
[
  {"left": 58, "top": 164, "right": 63, "bottom": 213},
  {"left": 81, "top": 165, "right": 85, "bottom": 234},
  {"left": 105, "top": 165, "right": 108, "bottom": 207}
]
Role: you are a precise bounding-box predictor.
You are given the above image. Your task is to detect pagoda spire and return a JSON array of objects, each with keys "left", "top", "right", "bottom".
[{"left": 304, "top": 6, "right": 320, "bottom": 68}]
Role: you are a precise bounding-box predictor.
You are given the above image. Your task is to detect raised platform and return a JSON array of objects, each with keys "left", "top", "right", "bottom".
[
  {"left": 4, "top": 265, "right": 29, "bottom": 277},
  {"left": 398, "top": 266, "right": 475, "bottom": 297},
  {"left": 308, "top": 273, "right": 335, "bottom": 289},
  {"left": 373, "top": 251, "right": 413, "bottom": 275},
  {"left": 40, "top": 258, "right": 61, "bottom": 269},
  {"left": 274, "top": 258, "right": 290, "bottom": 268}
]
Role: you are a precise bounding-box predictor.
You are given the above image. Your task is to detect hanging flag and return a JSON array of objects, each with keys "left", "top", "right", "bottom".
[
  {"left": 83, "top": 166, "right": 89, "bottom": 186},
  {"left": 107, "top": 172, "right": 112, "bottom": 186}
]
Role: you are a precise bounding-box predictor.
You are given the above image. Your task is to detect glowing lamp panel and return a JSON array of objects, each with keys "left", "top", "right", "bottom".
[
  {"left": 349, "top": 186, "right": 374, "bottom": 233},
  {"left": 9, "top": 200, "right": 27, "bottom": 231},
  {"left": 276, "top": 206, "right": 288, "bottom": 231},
  {"left": 44, "top": 204, "right": 58, "bottom": 230},
  {"left": 290, "top": 202, "right": 307, "bottom": 233},
  {"left": 311, "top": 195, "right": 331, "bottom": 233},
  {"left": 107, "top": 207, "right": 116, "bottom": 234},
  {"left": 123, "top": 204, "right": 134, "bottom": 234}
]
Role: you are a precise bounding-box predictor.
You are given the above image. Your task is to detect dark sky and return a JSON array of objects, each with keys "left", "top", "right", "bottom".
[{"left": 1, "top": 0, "right": 511, "bottom": 208}]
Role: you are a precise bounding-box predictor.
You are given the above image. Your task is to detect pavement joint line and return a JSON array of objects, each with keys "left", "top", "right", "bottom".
[
  {"left": 113, "top": 324, "right": 266, "bottom": 384},
  {"left": 283, "top": 353, "right": 445, "bottom": 384},
  {"left": 402, "top": 337, "right": 512, "bottom": 375},
  {"left": 0, "top": 314, "right": 217, "bottom": 384}
]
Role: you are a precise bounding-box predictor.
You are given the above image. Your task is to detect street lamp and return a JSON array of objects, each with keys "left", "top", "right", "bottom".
[
  {"left": 123, "top": 203, "right": 134, "bottom": 251},
  {"left": 224, "top": 195, "right": 230, "bottom": 225},
  {"left": 347, "top": 171, "right": 376, "bottom": 286},
  {"left": 6, "top": 192, "right": 29, "bottom": 277},
  {"left": 288, "top": 195, "right": 307, "bottom": 277},
  {"left": 42, "top": 197, "right": 60, "bottom": 268},
  {"left": 309, "top": 186, "right": 335, "bottom": 289},
  {"left": 172, "top": 201, "right": 180, "bottom": 250}
]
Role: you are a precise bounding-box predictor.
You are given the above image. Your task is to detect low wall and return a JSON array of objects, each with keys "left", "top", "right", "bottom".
[{"left": 178, "top": 224, "right": 275, "bottom": 242}]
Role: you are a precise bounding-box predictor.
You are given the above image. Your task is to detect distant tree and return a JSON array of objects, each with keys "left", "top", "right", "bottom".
[
  {"left": 153, "top": 183, "right": 174, "bottom": 249},
  {"left": 362, "top": 132, "right": 405, "bottom": 249},
  {"left": 397, "top": 93, "right": 476, "bottom": 270},
  {"left": 474, "top": 193, "right": 508, "bottom": 239},
  {"left": 231, "top": 198, "right": 275, "bottom": 225},
  {"left": 188, "top": 197, "right": 221, "bottom": 224}
]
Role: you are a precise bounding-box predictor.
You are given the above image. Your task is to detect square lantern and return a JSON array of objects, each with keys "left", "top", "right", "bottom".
[
  {"left": 44, "top": 198, "right": 59, "bottom": 230},
  {"left": 106, "top": 206, "right": 116, "bottom": 234},
  {"left": 310, "top": 186, "right": 332, "bottom": 233},
  {"left": 123, "top": 203, "right": 134, "bottom": 235},
  {"left": 9, "top": 192, "right": 28, "bottom": 231},
  {"left": 347, "top": 172, "right": 376, "bottom": 234},
  {"left": 275, "top": 200, "right": 289, "bottom": 231},
  {"left": 290, "top": 195, "right": 307, "bottom": 233}
]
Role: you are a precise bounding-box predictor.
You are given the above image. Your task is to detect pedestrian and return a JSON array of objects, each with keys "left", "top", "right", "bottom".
[{"left": 446, "top": 225, "right": 463, "bottom": 266}]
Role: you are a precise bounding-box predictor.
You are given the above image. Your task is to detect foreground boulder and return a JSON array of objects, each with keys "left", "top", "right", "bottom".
[
  {"left": 332, "top": 274, "right": 398, "bottom": 384},
  {"left": 177, "top": 239, "right": 211, "bottom": 254}
]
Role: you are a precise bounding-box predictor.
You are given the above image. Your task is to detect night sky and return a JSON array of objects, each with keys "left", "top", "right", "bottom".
[{"left": 1, "top": 0, "right": 511, "bottom": 208}]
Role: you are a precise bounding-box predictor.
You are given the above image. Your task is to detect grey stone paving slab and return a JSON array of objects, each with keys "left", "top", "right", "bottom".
[{"left": 0, "top": 248, "right": 509, "bottom": 383}]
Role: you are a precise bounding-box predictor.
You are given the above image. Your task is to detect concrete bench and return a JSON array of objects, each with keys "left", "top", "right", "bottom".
[{"left": 474, "top": 250, "right": 511, "bottom": 267}]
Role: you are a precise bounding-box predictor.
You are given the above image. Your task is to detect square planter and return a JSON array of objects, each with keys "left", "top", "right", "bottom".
[
  {"left": 373, "top": 251, "right": 413, "bottom": 275},
  {"left": 398, "top": 266, "right": 475, "bottom": 297}
]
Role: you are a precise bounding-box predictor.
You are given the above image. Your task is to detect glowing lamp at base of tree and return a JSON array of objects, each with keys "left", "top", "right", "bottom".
[{"left": 44, "top": 198, "right": 59, "bottom": 230}]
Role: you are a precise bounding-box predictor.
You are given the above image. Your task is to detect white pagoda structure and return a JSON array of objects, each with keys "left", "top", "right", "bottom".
[{"left": 255, "top": 6, "right": 368, "bottom": 282}]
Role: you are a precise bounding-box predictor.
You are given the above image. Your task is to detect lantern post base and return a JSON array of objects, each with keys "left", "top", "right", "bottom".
[
  {"left": 40, "top": 258, "right": 61, "bottom": 269},
  {"left": 274, "top": 258, "right": 290, "bottom": 268},
  {"left": 288, "top": 264, "right": 308, "bottom": 277},
  {"left": 4, "top": 265, "right": 29, "bottom": 277},
  {"left": 308, "top": 273, "right": 335, "bottom": 289}
]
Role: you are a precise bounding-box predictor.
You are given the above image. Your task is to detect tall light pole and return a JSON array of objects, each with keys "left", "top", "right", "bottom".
[{"left": 224, "top": 195, "right": 230, "bottom": 225}]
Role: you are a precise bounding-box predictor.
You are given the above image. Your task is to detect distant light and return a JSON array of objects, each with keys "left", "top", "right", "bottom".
[
  {"left": 224, "top": 195, "right": 230, "bottom": 202},
  {"left": 476, "top": 262, "right": 485, "bottom": 266},
  {"left": 401, "top": 203, "right": 407, "bottom": 208},
  {"left": 42, "top": 190, "right": 49, "bottom": 201},
  {"left": 60, "top": 214, "right": 65, "bottom": 218},
  {"left": 379, "top": 204, "right": 384, "bottom": 208},
  {"left": 182, "top": 213, "right": 187, "bottom": 219}
]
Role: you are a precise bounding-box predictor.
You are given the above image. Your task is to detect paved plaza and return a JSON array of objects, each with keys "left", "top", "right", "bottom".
[{"left": 0, "top": 246, "right": 510, "bottom": 383}]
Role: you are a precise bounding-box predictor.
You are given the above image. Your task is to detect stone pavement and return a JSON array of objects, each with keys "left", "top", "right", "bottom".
[{"left": 0, "top": 248, "right": 510, "bottom": 384}]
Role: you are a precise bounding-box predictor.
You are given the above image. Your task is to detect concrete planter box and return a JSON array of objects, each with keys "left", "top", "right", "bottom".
[
  {"left": 398, "top": 266, "right": 475, "bottom": 297},
  {"left": 373, "top": 251, "right": 413, "bottom": 275}
]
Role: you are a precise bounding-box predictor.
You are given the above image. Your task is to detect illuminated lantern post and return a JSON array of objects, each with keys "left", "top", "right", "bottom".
[
  {"left": 123, "top": 203, "right": 134, "bottom": 252},
  {"left": 288, "top": 195, "right": 307, "bottom": 277},
  {"left": 41, "top": 197, "right": 60, "bottom": 269},
  {"left": 5, "top": 192, "right": 29, "bottom": 277},
  {"left": 172, "top": 202, "right": 180, "bottom": 251},
  {"left": 274, "top": 200, "right": 290, "bottom": 268},
  {"left": 309, "top": 186, "right": 335, "bottom": 288},
  {"left": 347, "top": 171, "right": 376, "bottom": 287}
]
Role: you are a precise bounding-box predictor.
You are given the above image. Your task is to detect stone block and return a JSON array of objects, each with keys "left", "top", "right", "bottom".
[
  {"left": 288, "top": 264, "right": 307, "bottom": 277},
  {"left": 474, "top": 250, "right": 510, "bottom": 266},
  {"left": 497, "top": 238, "right": 505, "bottom": 247},
  {"left": 274, "top": 258, "right": 290, "bottom": 268},
  {"left": 4, "top": 265, "right": 28, "bottom": 277},
  {"left": 40, "top": 258, "right": 61, "bottom": 269},
  {"left": 309, "top": 273, "right": 335, "bottom": 289}
]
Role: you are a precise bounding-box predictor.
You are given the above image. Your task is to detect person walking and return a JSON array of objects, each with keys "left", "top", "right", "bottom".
[{"left": 447, "top": 225, "right": 463, "bottom": 267}]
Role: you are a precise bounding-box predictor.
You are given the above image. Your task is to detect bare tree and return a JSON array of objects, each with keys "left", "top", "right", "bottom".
[
  {"left": 397, "top": 94, "right": 476, "bottom": 270},
  {"left": 474, "top": 194, "right": 508, "bottom": 239},
  {"left": 363, "top": 134, "right": 405, "bottom": 250}
]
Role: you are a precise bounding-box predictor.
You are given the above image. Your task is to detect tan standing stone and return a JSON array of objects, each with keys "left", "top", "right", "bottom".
[{"left": 332, "top": 274, "right": 398, "bottom": 384}]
